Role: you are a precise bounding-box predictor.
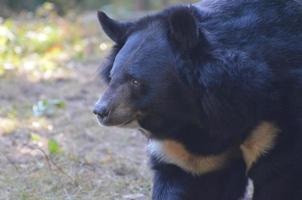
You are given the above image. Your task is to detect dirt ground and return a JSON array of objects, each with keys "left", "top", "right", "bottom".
[{"left": 0, "top": 60, "right": 152, "bottom": 200}]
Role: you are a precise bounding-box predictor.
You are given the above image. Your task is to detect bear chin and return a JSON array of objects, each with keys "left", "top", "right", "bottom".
[{"left": 117, "top": 120, "right": 152, "bottom": 137}]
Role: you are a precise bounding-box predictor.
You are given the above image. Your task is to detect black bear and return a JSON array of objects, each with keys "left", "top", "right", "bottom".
[{"left": 93, "top": 0, "right": 302, "bottom": 199}]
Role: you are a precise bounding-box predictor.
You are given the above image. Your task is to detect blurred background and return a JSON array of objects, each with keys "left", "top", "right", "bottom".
[{"left": 0, "top": 0, "right": 197, "bottom": 199}]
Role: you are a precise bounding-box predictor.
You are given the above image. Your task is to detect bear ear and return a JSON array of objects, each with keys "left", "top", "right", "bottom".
[
  {"left": 169, "top": 7, "right": 201, "bottom": 50},
  {"left": 97, "top": 11, "right": 130, "bottom": 43}
]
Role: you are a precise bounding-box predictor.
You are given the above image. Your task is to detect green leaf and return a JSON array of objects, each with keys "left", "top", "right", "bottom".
[
  {"left": 32, "top": 99, "right": 65, "bottom": 116},
  {"left": 48, "top": 138, "right": 60, "bottom": 154},
  {"left": 31, "top": 133, "right": 41, "bottom": 142},
  {"left": 50, "top": 99, "right": 65, "bottom": 109}
]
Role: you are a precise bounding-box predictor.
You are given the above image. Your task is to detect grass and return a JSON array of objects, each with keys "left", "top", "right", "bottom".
[{"left": 0, "top": 3, "right": 109, "bottom": 81}]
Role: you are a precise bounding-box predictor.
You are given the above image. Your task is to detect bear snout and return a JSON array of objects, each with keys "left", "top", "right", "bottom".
[{"left": 93, "top": 103, "right": 110, "bottom": 119}]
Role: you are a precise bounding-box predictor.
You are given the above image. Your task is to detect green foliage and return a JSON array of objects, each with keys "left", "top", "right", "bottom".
[
  {"left": 31, "top": 133, "right": 42, "bottom": 142},
  {"left": 48, "top": 138, "right": 61, "bottom": 154},
  {"left": 32, "top": 99, "right": 65, "bottom": 117},
  {"left": 2, "top": 0, "right": 198, "bottom": 16},
  {"left": 0, "top": 3, "right": 97, "bottom": 79}
]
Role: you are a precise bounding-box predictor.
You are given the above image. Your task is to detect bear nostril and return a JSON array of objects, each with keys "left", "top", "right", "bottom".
[
  {"left": 92, "top": 108, "right": 99, "bottom": 115},
  {"left": 93, "top": 106, "right": 110, "bottom": 119}
]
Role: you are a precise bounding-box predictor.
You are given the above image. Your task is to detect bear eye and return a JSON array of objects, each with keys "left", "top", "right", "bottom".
[{"left": 130, "top": 79, "right": 141, "bottom": 87}]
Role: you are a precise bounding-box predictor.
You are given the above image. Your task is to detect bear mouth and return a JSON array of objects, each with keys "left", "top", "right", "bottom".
[
  {"left": 96, "top": 114, "right": 110, "bottom": 126},
  {"left": 96, "top": 112, "right": 151, "bottom": 137},
  {"left": 96, "top": 114, "right": 137, "bottom": 127},
  {"left": 119, "top": 118, "right": 136, "bottom": 126}
]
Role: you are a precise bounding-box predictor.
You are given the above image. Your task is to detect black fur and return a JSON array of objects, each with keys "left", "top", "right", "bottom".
[
  {"left": 151, "top": 157, "right": 247, "bottom": 200},
  {"left": 97, "top": 11, "right": 131, "bottom": 43},
  {"left": 168, "top": 6, "right": 200, "bottom": 50},
  {"left": 96, "top": 0, "right": 302, "bottom": 199}
]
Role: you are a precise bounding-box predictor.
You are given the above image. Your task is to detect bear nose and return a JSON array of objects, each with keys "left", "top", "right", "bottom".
[{"left": 93, "top": 104, "right": 110, "bottom": 118}]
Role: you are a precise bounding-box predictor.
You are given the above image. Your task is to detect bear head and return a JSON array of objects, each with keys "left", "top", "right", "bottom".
[{"left": 93, "top": 6, "right": 275, "bottom": 155}]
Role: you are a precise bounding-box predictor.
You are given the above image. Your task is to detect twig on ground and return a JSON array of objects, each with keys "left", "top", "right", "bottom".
[{"left": 25, "top": 143, "right": 78, "bottom": 186}]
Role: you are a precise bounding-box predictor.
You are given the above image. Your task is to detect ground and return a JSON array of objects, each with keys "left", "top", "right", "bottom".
[{"left": 0, "top": 60, "right": 151, "bottom": 200}]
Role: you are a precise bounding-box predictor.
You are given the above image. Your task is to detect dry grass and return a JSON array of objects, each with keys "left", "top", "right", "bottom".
[{"left": 0, "top": 60, "right": 152, "bottom": 200}]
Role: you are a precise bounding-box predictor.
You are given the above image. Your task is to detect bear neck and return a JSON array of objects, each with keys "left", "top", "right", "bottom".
[
  {"left": 147, "top": 121, "right": 280, "bottom": 176},
  {"left": 148, "top": 139, "right": 241, "bottom": 175}
]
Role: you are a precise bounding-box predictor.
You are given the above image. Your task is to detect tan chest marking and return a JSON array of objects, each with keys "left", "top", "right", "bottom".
[
  {"left": 240, "top": 122, "right": 280, "bottom": 171},
  {"left": 148, "top": 139, "right": 233, "bottom": 175}
]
